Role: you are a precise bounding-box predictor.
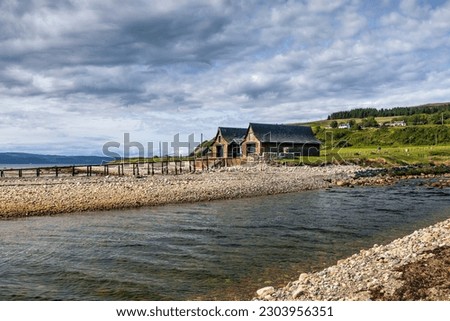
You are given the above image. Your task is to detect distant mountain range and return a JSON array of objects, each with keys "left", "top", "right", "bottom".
[{"left": 0, "top": 152, "right": 113, "bottom": 165}]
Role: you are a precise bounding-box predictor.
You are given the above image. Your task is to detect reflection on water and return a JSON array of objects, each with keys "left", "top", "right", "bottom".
[{"left": 0, "top": 180, "right": 449, "bottom": 300}]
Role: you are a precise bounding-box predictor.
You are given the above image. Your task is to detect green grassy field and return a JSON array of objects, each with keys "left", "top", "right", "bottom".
[{"left": 285, "top": 145, "right": 450, "bottom": 167}]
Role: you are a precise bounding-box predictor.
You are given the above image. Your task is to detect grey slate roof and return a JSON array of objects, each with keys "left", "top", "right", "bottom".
[
  {"left": 248, "top": 123, "right": 321, "bottom": 144},
  {"left": 218, "top": 127, "right": 247, "bottom": 144}
]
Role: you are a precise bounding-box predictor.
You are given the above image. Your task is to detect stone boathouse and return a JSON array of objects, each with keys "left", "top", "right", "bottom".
[
  {"left": 241, "top": 123, "right": 321, "bottom": 158},
  {"left": 211, "top": 123, "right": 321, "bottom": 160},
  {"left": 211, "top": 127, "right": 248, "bottom": 158}
]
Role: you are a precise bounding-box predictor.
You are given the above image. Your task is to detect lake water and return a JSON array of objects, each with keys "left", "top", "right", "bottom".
[
  {"left": 0, "top": 179, "right": 449, "bottom": 300},
  {"left": 0, "top": 164, "right": 90, "bottom": 169}
]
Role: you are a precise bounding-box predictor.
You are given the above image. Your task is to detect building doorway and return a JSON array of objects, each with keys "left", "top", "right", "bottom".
[{"left": 216, "top": 145, "right": 223, "bottom": 158}]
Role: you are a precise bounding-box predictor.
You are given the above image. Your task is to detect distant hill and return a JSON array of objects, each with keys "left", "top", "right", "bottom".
[
  {"left": 328, "top": 102, "right": 450, "bottom": 120},
  {"left": 0, "top": 152, "right": 113, "bottom": 165}
]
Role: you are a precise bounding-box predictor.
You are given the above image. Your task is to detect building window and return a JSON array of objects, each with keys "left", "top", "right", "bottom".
[{"left": 246, "top": 143, "right": 256, "bottom": 154}]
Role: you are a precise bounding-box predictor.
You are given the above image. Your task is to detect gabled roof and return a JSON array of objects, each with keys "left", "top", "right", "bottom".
[
  {"left": 247, "top": 123, "right": 321, "bottom": 144},
  {"left": 217, "top": 127, "right": 247, "bottom": 144}
]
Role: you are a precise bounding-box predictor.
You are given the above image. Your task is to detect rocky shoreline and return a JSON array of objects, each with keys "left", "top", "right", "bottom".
[
  {"left": 1, "top": 164, "right": 448, "bottom": 219},
  {"left": 335, "top": 172, "right": 450, "bottom": 188},
  {"left": 0, "top": 164, "right": 363, "bottom": 219},
  {"left": 255, "top": 218, "right": 450, "bottom": 301}
]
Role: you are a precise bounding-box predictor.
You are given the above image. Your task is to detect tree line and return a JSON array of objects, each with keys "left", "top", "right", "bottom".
[{"left": 328, "top": 103, "right": 450, "bottom": 120}]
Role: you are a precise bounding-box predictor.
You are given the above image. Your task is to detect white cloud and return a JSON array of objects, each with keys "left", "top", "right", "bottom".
[
  {"left": 307, "top": 0, "right": 347, "bottom": 13},
  {"left": 0, "top": 0, "right": 450, "bottom": 155}
]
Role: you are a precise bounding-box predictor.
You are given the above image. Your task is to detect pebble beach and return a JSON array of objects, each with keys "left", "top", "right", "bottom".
[
  {"left": 255, "top": 218, "right": 450, "bottom": 301},
  {"left": 0, "top": 164, "right": 361, "bottom": 219}
]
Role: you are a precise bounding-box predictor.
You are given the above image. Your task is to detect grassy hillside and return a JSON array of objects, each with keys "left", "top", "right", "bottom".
[
  {"left": 297, "top": 114, "right": 449, "bottom": 127},
  {"left": 295, "top": 116, "right": 396, "bottom": 127},
  {"left": 290, "top": 145, "right": 450, "bottom": 167},
  {"left": 291, "top": 105, "right": 450, "bottom": 168},
  {"left": 279, "top": 124, "right": 450, "bottom": 167},
  {"left": 314, "top": 125, "right": 450, "bottom": 148}
]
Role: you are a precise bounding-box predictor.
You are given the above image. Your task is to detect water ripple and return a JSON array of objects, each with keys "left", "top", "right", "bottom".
[{"left": 0, "top": 182, "right": 449, "bottom": 300}]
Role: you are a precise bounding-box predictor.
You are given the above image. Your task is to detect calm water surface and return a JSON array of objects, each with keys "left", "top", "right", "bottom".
[
  {"left": 0, "top": 180, "right": 449, "bottom": 300},
  {"left": 0, "top": 164, "right": 92, "bottom": 169}
]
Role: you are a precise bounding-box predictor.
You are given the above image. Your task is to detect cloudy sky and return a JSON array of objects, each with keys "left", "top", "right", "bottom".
[{"left": 1, "top": 0, "right": 450, "bottom": 156}]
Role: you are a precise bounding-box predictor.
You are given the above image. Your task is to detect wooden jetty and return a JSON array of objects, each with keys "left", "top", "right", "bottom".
[{"left": 0, "top": 157, "right": 244, "bottom": 179}]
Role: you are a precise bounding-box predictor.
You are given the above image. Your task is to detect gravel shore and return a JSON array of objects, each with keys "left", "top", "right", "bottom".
[
  {"left": 255, "top": 218, "right": 450, "bottom": 301},
  {"left": 0, "top": 164, "right": 361, "bottom": 218}
]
